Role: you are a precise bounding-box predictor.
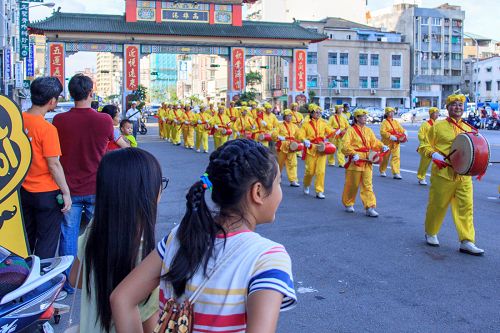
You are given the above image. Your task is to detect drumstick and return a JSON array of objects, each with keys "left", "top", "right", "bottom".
[{"left": 444, "top": 149, "right": 457, "bottom": 161}]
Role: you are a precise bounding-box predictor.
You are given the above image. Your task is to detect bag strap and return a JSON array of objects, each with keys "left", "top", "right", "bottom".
[
  {"left": 66, "top": 253, "right": 83, "bottom": 329},
  {"left": 187, "top": 235, "right": 253, "bottom": 304}
]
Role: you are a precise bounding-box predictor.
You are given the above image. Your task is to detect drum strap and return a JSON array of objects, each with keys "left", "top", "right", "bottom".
[
  {"left": 427, "top": 119, "right": 434, "bottom": 126},
  {"left": 446, "top": 117, "right": 477, "bottom": 134},
  {"left": 334, "top": 115, "right": 340, "bottom": 129},
  {"left": 352, "top": 125, "right": 368, "bottom": 149},
  {"left": 284, "top": 122, "right": 293, "bottom": 138}
]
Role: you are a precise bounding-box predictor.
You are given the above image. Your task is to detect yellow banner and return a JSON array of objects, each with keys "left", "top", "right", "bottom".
[{"left": 0, "top": 95, "right": 32, "bottom": 257}]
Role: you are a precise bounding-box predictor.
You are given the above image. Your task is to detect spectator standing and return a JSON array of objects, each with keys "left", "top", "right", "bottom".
[
  {"left": 91, "top": 100, "right": 99, "bottom": 111},
  {"left": 126, "top": 101, "right": 140, "bottom": 137},
  {"left": 53, "top": 74, "right": 114, "bottom": 297},
  {"left": 21, "top": 77, "right": 71, "bottom": 259},
  {"left": 100, "top": 104, "right": 130, "bottom": 151},
  {"left": 480, "top": 107, "right": 488, "bottom": 129},
  {"left": 120, "top": 119, "right": 138, "bottom": 147}
]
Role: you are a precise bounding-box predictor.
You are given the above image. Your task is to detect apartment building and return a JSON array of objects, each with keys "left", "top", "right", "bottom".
[
  {"left": 298, "top": 18, "right": 411, "bottom": 110},
  {"left": 463, "top": 33, "right": 500, "bottom": 60},
  {"left": 96, "top": 52, "right": 122, "bottom": 98},
  {"left": 369, "top": 3, "right": 465, "bottom": 108},
  {"left": 473, "top": 56, "right": 500, "bottom": 104}
]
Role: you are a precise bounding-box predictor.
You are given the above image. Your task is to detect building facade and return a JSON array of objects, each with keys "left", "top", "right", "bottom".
[
  {"left": 473, "top": 56, "right": 500, "bottom": 104},
  {"left": 463, "top": 33, "right": 500, "bottom": 60},
  {"left": 1, "top": 0, "right": 21, "bottom": 100},
  {"left": 369, "top": 3, "right": 465, "bottom": 108},
  {"left": 298, "top": 18, "right": 411, "bottom": 110},
  {"left": 96, "top": 52, "right": 122, "bottom": 99}
]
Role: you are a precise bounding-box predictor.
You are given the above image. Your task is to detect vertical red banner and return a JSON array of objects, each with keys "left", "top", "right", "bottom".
[
  {"left": 232, "top": 48, "right": 245, "bottom": 92},
  {"left": 126, "top": 45, "right": 139, "bottom": 91},
  {"left": 49, "top": 43, "right": 65, "bottom": 87},
  {"left": 294, "top": 49, "right": 307, "bottom": 92}
]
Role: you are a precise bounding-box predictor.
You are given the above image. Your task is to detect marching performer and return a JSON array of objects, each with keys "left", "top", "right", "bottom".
[
  {"left": 157, "top": 102, "right": 167, "bottom": 139},
  {"left": 233, "top": 106, "right": 255, "bottom": 139},
  {"left": 164, "top": 104, "right": 174, "bottom": 142},
  {"left": 181, "top": 104, "right": 196, "bottom": 149},
  {"left": 274, "top": 109, "right": 300, "bottom": 187},
  {"left": 342, "top": 103, "right": 352, "bottom": 124},
  {"left": 342, "top": 109, "right": 389, "bottom": 217},
  {"left": 227, "top": 101, "right": 240, "bottom": 139},
  {"left": 290, "top": 102, "right": 304, "bottom": 127},
  {"left": 421, "top": 94, "right": 484, "bottom": 255},
  {"left": 195, "top": 105, "right": 211, "bottom": 153},
  {"left": 327, "top": 105, "right": 350, "bottom": 167},
  {"left": 379, "top": 107, "right": 407, "bottom": 179},
  {"left": 296, "top": 104, "right": 335, "bottom": 199},
  {"left": 169, "top": 104, "right": 183, "bottom": 145},
  {"left": 253, "top": 107, "right": 273, "bottom": 147},
  {"left": 416, "top": 107, "right": 440, "bottom": 185},
  {"left": 209, "top": 105, "right": 232, "bottom": 149}
]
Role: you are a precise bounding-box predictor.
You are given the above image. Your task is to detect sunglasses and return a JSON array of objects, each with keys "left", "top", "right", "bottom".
[{"left": 161, "top": 177, "right": 170, "bottom": 191}]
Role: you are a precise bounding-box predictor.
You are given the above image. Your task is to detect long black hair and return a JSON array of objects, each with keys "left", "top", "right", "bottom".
[
  {"left": 164, "top": 139, "right": 278, "bottom": 297},
  {"left": 100, "top": 104, "right": 119, "bottom": 120},
  {"left": 84, "top": 148, "right": 162, "bottom": 332}
]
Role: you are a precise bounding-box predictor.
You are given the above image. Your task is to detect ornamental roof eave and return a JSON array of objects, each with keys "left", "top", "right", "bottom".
[{"left": 28, "top": 12, "right": 327, "bottom": 44}]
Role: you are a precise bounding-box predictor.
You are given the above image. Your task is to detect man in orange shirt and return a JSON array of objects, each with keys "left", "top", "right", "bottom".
[{"left": 21, "top": 77, "right": 71, "bottom": 259}]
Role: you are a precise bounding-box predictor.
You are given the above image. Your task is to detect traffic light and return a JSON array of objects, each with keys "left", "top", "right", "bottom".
[
  {"left": 151, "top": 71, "right": 158, "bottom": 75},
  {"left": 260, "top": 66, "right": 269, "bottom": 69},
  {"left": 210, "top": 64, "right": 221, "bottom": 68}
]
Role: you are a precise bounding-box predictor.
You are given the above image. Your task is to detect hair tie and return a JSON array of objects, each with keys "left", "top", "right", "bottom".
[{"left": 200, "top": 173, "right": 213, "bottom": 191}]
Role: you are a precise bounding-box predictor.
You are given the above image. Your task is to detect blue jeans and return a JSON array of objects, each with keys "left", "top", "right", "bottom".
[{"left": 59, "top": 194, "right": 95, "bottom": 293}]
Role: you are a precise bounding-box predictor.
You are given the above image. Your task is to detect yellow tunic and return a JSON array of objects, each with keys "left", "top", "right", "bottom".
[
  {"left": 209, "top": 113, "right": 232, "bottom": 149},
  {"left": 380, "top": 118, "right": 405, "bottom": 174},
  {"left": 180, "top": 111, "right": 196, "bottom": 148},
  {"left": 417, "top": 119, "right": 435, "bottom": 180},
  {"left": 274, "top": 121, "right": 300, "bottom": 183},
  {"left": 327, "top": 114, "right": 350, "bottom": 166},
  {"left": 291, "top": 111, "right": 304, "bottom": 127},
  {"left": 195, "top": 112, "right": 212, "bottom": 152},
  {"left": 233, "top": 115, "right": 255, "bottom": 139}
]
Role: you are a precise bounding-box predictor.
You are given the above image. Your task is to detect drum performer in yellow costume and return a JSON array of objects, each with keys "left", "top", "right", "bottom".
[
  {"left": 181, "top": 104, "right": 196, "bottom": 149},
  {"left": 421, "top": 94, "right": 484, "bottom": 255},
  {"left": 169, "top": 104, "right": 183, "bottom": 145},
  {"left": 342, "top": 109, "right": 389, "bottom": 217},
  {"left": 296, "top": 104, "right": 335, "bottom": 199},
  {"left": 164, "top": 104, "right": 174, "bottom": 142},
  {"left": 157, "top": 102, "right": 166, "bottom": 139},
  {"left": 290, "top": 102, "right": 304, "bottom": 127},
  {"left": 233, "top": 106, "right": 255, "bottom": 139},
  {"left": 379, "top": 107, "right": 407, "bottom": 179},
  {"left": 274, "top": 109, "right": 300, "bottom": 187},
  {"left": 209, "top": 105, "right": 232, "bottom": 149},
  {"left": 328, "top": 105, "right": 350, "bottom": 167},
  {"left": 195, "top": 105, "right": 211, "bottom": 153},
  {"left": 416, "top": 107, "right": 440, "bottom": 185},
  {"left": 253, "top": 107, "right": 273, "bottom": 147}
]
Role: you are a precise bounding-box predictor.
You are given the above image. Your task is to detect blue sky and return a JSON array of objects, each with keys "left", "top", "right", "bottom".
[{"left": 30, "top": 0, "right": 499, "bottom": 75}]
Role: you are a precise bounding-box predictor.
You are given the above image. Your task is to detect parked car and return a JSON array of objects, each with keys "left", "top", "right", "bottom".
[
  {"left": 401, "top": 107, "right": 430, "bottom": 122},
  {"left": 44, "top": 102, "right": 73, "bottom": 123},
  {"left": 365, "top": 107, "right": 384, "bottom": 123}
]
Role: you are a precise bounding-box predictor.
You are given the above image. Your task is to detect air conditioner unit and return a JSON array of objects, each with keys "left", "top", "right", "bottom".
[
  {"left": 370, "top": 89, "right": 376, "bottom": 95},
  {"left": 334, "top": 89, "right": 341, "bottom": 94}
]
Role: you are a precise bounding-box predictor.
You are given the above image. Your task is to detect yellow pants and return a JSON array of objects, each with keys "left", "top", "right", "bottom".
[
  {"left": 164, "top": 123, "right": 171, "bottom": 140},
  {"left": 417, "top": 151, "right": 432, "bottom": 180},
  {"left": 380, "top": 145, "right": 400, "bottom": 174},
  {"left": 342, "top": 168, "right": 376, "bottom": 208},
  {"left": 195, "top": 131, "right": 209, "bottom": 151},
  {"left": 328, "top": 138, "right": 345, "bottom": 166},
  {"left": 171, "top": 125, "right": 181, "bottom": 144},
  {"left": 278, "top": 151, "right": 298, "bottom": 183},
  {"left": 303, "top": 154, "right": 327, "bottom": 193},
  {"left": 214, "top": 136, "right": 228, "bottom": 149},
  {"left": 158, "top": 121, "right": 164, "bottom": 138},
  {"left": 183, "top": 127, "right": 195, "bottom": 148},
  {"left": 424, "top": 175, "right": 475, "bottom": 242}
]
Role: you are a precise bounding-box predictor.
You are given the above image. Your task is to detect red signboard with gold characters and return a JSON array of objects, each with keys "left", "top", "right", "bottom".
[
  {"left": 231, "top": 48, "right": 245, "bottom": 92},
  {"left": 49, "top": 43, "right": 65, "bottom": 88},
  {"left": 126, "top": 45, "right": 139, "bottom": 91},
  {"left": 294, "top": 49, "right": 307, "bottom": 92},
  {"left": 0, "top": 95, "right": 32, "bottom": 257}
]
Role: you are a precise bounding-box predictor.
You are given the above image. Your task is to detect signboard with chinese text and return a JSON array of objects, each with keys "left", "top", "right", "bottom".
[
  {"left": 294, "top": 50, "right": 307, "bottom": 92},
  {"left": 49, "top": 43, "right": 65, "bottom": 87},
  {"left": 26, "top": 43, "right": 35, "bottom": 77},
  {"left": 14, "top": 62, "right": 23, "bottom": 89},
  {"left": 125, "top": 45, "right": 139, "bottom": 91},
  {"left": 19, "top": 2, "right": 30, "bottom": 59},
  {"left": 4, "top": 49, "right": 11, "bottom": 82},
  {"left": 231, "top": 48, "right": 245, "bottom": 92},
  {"left": 162, "top": 2, "right": 209, "bottom": 22}
]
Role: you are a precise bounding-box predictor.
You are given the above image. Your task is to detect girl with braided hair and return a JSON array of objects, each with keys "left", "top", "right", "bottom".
[{"left": 111, "top": 139, "right": 297, "bottom": 333}]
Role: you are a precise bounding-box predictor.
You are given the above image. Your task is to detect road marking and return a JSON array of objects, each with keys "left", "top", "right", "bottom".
[
  {"left": 487, "top": 196, "right": 499, "bottom": 200},
  {"left": 297, "top": 286, "right": 318, "bottom": 294},
  {"left": 385, "top": 166, "right": 430, "bottom": 177}
]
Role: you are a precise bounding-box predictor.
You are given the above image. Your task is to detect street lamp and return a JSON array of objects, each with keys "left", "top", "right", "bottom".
[
  {"left": 29, "top": 2, "right": 56, "bottom": 9},
  {"left": 454, "top": 29, "right": 479, "bottom": 102}
]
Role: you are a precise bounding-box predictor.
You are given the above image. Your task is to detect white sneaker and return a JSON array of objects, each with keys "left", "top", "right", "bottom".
[
  {"left": 203, "top": 150, "right": 209, "bottom": 154},
  {"left": 425, "top": 234, "right": 440, "bottom": 247},
  {"left": 393, "top": 174, "right": 402, "bottom": 180},
  {"left": 303, "top": 187, "right": 310, "bottom": 195},
  {"left": 345, "top": 206, "right": 355, "bottom": 213},
  {"left": 290, "top": 181, "right": 300, "bottom": 187},
  {"left": 366, "top": 207, "right": 379, "bottom": 217},
  {"left": 380, "top": 172, "right": 387, "bottom": 177},
  {"left": 419, "top": 179, "right": 428, "bottom": 186},
  {"left": 459, "top": 241, "right": 485, "bottom": 256},
  {"left": 316, "top": 192, "right": 325, "bottom": 199},
  {"left": 196, "top": 149, "right": 201, "bottom": 153}
]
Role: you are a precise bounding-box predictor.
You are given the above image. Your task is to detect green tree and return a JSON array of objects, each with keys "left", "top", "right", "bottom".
[
  {"left": 246, "top": 71, "right": 263, "bottom": 87},
  {"left": 126, "top": 84, "right": 148, "bottom": 110},
  {"left": 238, "top": 91, "right": 257, "bottom": 105},
  {"left": 308, "top": 90, "right": 316, "bottom": 103}
]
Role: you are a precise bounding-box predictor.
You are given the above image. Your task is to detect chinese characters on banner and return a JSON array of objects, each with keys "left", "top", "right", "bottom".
[
  {"left": 26, "top": 42, "right": 35, "bottom": 77},
  {"left": 49, "top": 43, "right": 65, "bottom": 87},
  {"left": 4, "top": 49, "right": 12, "bottom": 81},
  {"left": 294, "top": 50, "right": 307, "bottom": 92},
  {"left": 19, "top": 2, "right": 29, "bottom": 59},
  {"left": 231, "top": 48, "right": 245, "bottom": 92},
  {"left": 126, "top": 46, "right": 139, "bottom": 91}
]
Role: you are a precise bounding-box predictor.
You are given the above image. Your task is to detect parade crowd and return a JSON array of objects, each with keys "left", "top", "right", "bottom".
[{"left": 20, "top": 73, "right": 486, "bottom": 333}]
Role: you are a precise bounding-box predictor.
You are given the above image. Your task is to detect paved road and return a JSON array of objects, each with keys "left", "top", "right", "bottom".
[{"left": 53, "top": 121, "right": 500, "bottom": 333}]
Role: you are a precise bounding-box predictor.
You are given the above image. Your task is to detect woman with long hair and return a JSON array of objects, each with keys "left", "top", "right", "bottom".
[
  {"left": 69, "top": 148, "right": 165, "bottom": 332},
  {"left": 111, "top": 139, "right": 297, "bottom": 333},
  {"left": 100, "top": 104, "right": 130, "bottom": 151}
]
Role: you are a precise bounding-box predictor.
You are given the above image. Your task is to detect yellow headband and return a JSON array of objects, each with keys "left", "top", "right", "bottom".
[
  {"left": 283, "top": 109, "right": 292, "bottom": 116},
  {"left": 446, "top": 94, "right": 466, "bottom": 106},
  {"left": 354, "top": 109, "right": 368, "bottom": 117},
  {"left": 429, "top": 107, "right": 439, "bottom": 115},
  {"left": 384, "top": 107, "right": 395, "bottom": 114},
  {"left": 308, "top": 103, "right": 319, "bottom": 112}
]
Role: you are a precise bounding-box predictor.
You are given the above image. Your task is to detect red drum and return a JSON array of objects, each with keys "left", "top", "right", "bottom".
[
  {"left": 397, "top": 134, "right": 408, "bottom": 143},
  {"left": 367, "top": 150, "right": 382, "bottom": 164},
  {"left": 317, "top": 142, "right": 336, "bottom": 155},
  {"left": 204, "top": 123, "right": 211, "bottom": 130},
  {"left": 449, "top": 132, "right": 490, "bottom": 176},
  {"left": 244, "top": 132, "right": 253, "bottom": 140},
  {"left": 289, "top": 141, "right": 304, "bottom": 152},
  {"left": 258, "top": 133, "right": 272, "bottom": 142},
  {"left": 221, "top": 128, "right": 233, "bottom": 136}
]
